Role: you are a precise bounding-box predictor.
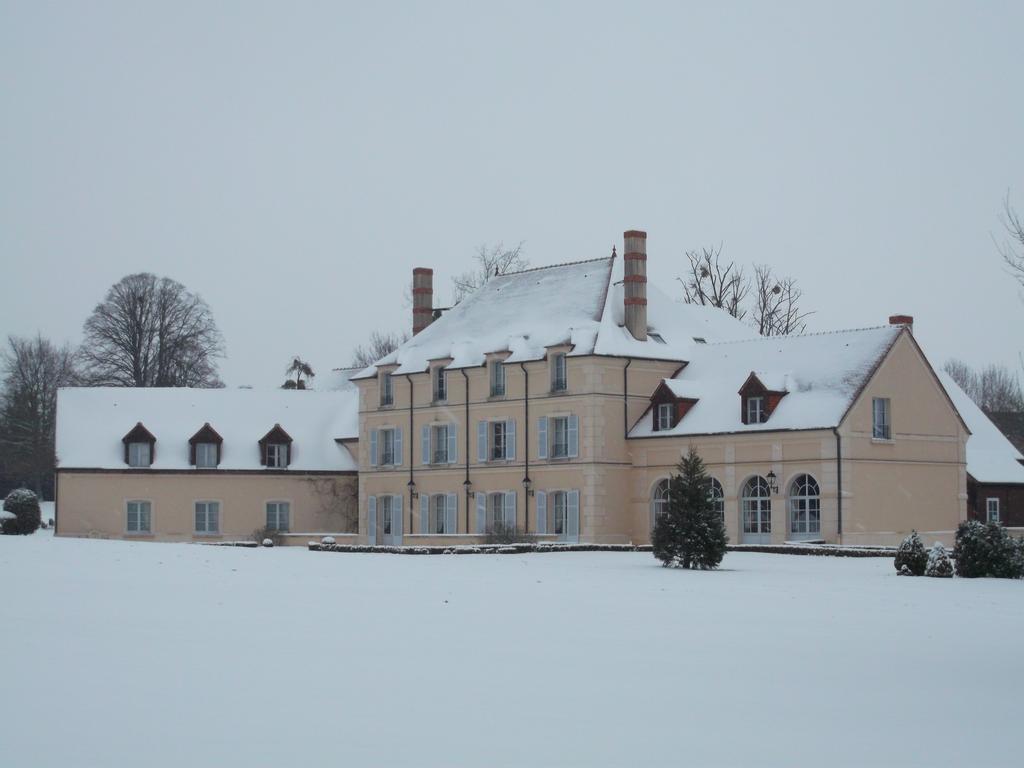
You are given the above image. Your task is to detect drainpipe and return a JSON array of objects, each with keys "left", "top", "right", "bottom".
[
  {"left": 461, "top": 369, "right": 471, "bottom": 533},
  {"left": 623, "top": 358, "right": 633, "bottom": 438},
  {"left": 832, "top": 427, "right": 843, "bottom": 541},
  {"left": 405, "top": 374, "right": 415, "bottom": 534},
  {"left": 520, "top": 361, "right": 530, "bottom": 532}
]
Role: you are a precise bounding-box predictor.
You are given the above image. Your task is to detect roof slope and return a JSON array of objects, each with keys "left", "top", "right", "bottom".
[
  {"left": 630, "top": 325, "right": 902, "bottom": 437},
  {"left": 936, "top": 372, "right": 1024, "bottom": 484},
  {"left": 353, "top": 255, "right": 755, "bottom": 378},
  {"left": 56, "top": 387, "right": 358, "bottom": 471}
]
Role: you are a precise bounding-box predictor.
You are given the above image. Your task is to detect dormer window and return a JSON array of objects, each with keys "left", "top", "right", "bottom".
[
  {"left": 490, "top": 359, "right": 506, "bottom": 397},
  {"left": 122, "top": 423, "right": 156, "bottom": 468},
  {"left": 380, "top": 371, "right": 394, "bottom": 406},
  {"left": 746, "top": 396, "right": 766, "bottom": 424},
  {"left": 656, "top": 403, "right": 675, "bottom": 430},
  {"left": 189, "top": 423, "right": 223, "bottom": 469},
  {"left": 551, "top": 353, "right": 567, "bottom": 392},
  {"left": 433, "top": 366, "right": 448, "bottom": 402},
  {"left": 649, "top": 381, "right": 698, "bottom": 431},
  {"left": 259, "top": 424, "right": 293, "bottom": 469},
  {"left": 195, "top": 443, "right": 218, "bottom": 468}
]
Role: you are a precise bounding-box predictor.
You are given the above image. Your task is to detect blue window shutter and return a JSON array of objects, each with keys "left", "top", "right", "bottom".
[
  {"left": 505, "top": 490, "right": 516, "bottom": 529},
  {"left": 393, "top": 495, "right": 403, "bottom": 545},
  {"left": 446, "top": 493, "right": 457, "bottom": 534},
  {"left": 568, "top": 490, "right": 580, "bottom": 543},
  {"left": 568, "top": 414, "right": 579, "bottom": 458},
  {"left": 477, "top": 421, "right": 487, "bottom": 463},
  {"left": 536, "top": 491, "right": 547, "bottom": 534},
  {"left": 367, "top": 496, "right": 377, "bottom": 546},
  {"left": 538, "top": 417, "right": 548, "bottom": 459},
  {"left": 420, "top": 494, "right": 429, "bottom": 534},
  {"left": 421, "top": 425, "right": 430, "bottom": 465},
  {"left": 394, "top": 427, "right": 403, "bottom": 466},
  {"left": 448, "top": 423, "right": 458, "bottom": 464},
  {"left": 476, "top": 492, "right": 486, "bottom": 534},
  {"left": 506, "top": 420, "right": 516, "bottom": 459},
  {"left": 370, "top": 430, "right": 378, "bottom": 467}
]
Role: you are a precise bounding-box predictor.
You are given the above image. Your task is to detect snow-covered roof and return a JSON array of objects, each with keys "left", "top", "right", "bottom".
[
  {"left": 352, "top": 256, "right": 756, "bottom": 379},
  {"left": 630, "top": 325, "right": 902, "bottom": 437},
  {"left": 936, "top": 372, "right": 1024, "bottom": 485},
  {"left": 56, "top": 387, "right": 359, "bottom": 472}
]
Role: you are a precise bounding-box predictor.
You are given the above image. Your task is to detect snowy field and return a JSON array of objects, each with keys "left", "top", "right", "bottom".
[{"left": 2, "top": 534, "right": 1021, "bottom": 767}]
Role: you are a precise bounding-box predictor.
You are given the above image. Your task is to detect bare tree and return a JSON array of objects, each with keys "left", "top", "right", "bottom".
[
  {"left": 451, "top": 242, "right": 528, "bottom": 304},
  {"left": 750, "top": 265, "right": 812, "bottom": 336},
  {"left": 944, "top": 358, "right": 1024, "bottom": 412},
  {"left": 282, "top": 357, "right": 314, "bottom": 390},
  {"left": 997, "top": 192, "right": 1024, "bottom": 292},
  {"left": 0, "top": 335, "right": 78, "bottom": 497},
  {"left": 678, "top": 244, "right": 749, "bottom": 320},
  {"left": 306, "top": 477, "right": 359, "bottom": 533},
  {"left": 350, "top": 330, "right": 410, "bottom": 369},
  {"left": 78, "top": 273, "right": 225, "bottom": 387}
]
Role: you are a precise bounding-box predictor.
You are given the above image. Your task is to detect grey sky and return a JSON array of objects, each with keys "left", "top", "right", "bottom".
[{"left": 2, "top": 1, "right": 1022, "bottom": 388}]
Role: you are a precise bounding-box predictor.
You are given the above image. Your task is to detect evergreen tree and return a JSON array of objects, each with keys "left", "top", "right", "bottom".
[
  {"left": 652, "top": 447, "right": 728, "bottom": 569},
  {"left": 894, "top": 531, "right": 928, "bottom": 576},
  {"left": 1, "top": 487, "right": 41, "bottom": 535},
  {"left": 924, "top": 542, "right": 953, "bottom": 578}
]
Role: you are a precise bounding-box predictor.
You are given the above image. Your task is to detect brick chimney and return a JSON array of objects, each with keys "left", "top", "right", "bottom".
[
  {"left": 623, "top": 230, "right": 648, "bottom": 341},
  {"left": 412, "top": 268, "right": 434, "bottom": 335},
  {"left": 889, "top": 314, "right": 913, "bottom": 334}
]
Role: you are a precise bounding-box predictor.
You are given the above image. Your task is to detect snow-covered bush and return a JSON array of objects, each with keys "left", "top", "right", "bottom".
[
  {"left": 262, "top": 538, "right": 274, "bottom": 547},
  {"left": 321, "top": 536, "right": 336, "bottom": 545},
  {"left": 925, "top": 543, "right": 953, "bottom": 578},
  {"left": 252, "top": 525, "right": 282, "bottom": 547},
  {"left": 894, "top": 531, "right": 927, "bottom": 576},
  {"left": 2, "top": 488, "right": 42, "bottom": 535},
  {"left": 954, "top": 520, "right": 1024, "bottom": 579},
  {"left": 652, "top": 448, "right": 728, "bottom": 570}
]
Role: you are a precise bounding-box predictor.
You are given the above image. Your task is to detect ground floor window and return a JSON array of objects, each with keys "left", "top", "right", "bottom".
[
  {"left": 552, "top": 491, "right": 568, "bottom": 536},
  {"left": 789, "top": 474, "right": 821, "bottom": 536},
  {"left": 380, "top": 495, "right": 395, "bottom": 535},
  {"left": 708, "top": 477, "right": 724, "bottom": 521},
  {"left": 987, "top": 497, "right": 1000, "bottom": 523},
  {"left": 742, "top": 476, "right": 771, "bottom": 536},
  {"left": 194, "top": 501, "right": 220, "bottom": 534},
  {"left": 650, "top": 479, "right": 670, "bottom": 531},
  {"left": 126, "top": 500, "right": 151, "bottom": 533},
  {"left": 266, "top": 501, "right": 290, "bottom": 532},
  {"left": 488, "top": 492, "right": 510, "bottom": 531}
]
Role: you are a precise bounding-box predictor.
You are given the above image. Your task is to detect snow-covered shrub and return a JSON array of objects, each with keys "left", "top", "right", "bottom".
[
  {"left": 484, "top": 522, "right": 530, "bottom": 545},
  {"left": 321, "top": 536, "right": 336, "bottom": 546},
  {"left": 894, "top": 531, "right": 927, "bottom": 576},
  {"left": 652, "top": 448, "right": 728, "bottom": 570},
  {"left": 2, "top": 488, "right": 41, "bottom": 535},
  {"left": 262, "top": 538, "right": 274, "bottom": 547},
  {"left": 954, "top": 520, "right": 1024, "bottom": 579},
  {"left": 251, "top": 525, "right": 282, "bottom": 547},
  {"left": 925, "top": 543, "right": 953, "bottom": 578}
]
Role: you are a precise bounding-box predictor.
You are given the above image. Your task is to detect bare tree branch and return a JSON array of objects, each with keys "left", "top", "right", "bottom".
[
  {"left": 677, "top": 244, "right": 749, "bottom": 320},
  {"left": 750, "top": 265, "right": 812, "bottom": 336},
  {"left": 451, "top": 242, "right": 528, "bottom": 304},
  {"left": 997, "top": 191, "right": 1024, "bottom": 292},
  {"left": 350, "top": 330, "right": 410, "bottom": 369},
  {"left": 944, "top": 358, "right": 1024, "bottom": 412}
]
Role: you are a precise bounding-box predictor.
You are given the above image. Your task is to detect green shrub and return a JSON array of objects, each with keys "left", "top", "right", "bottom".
[
  {"left": 924, "top": 542, "right": 953, "bottom": 578},
  {"left": 954, "top": 520, "right": 1024, "bottom": 579},
  {"left": 894, "top": 531, "right": 927, "bottom": 576},
  {"left": 1, "top": 488, "right": 42, "bottom": 535}
]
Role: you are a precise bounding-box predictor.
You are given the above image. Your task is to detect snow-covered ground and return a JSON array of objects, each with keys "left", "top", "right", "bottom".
[{"left": 1, "top": 534, "right": 1020, "bottom": 767}]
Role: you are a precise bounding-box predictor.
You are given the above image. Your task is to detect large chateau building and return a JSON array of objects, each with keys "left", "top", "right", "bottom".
[{"left": 55, "top": 230, "right": 1024, "bottom": 546}]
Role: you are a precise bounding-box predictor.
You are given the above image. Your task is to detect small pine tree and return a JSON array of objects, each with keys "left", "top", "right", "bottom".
[
  {"left": 652, "top": 447, "right": 728, "bottom": 569},
  {"left": 1, "top": 488, "right": 42, "bottom": 535},
  {"left": 924, "top": 542, "right": 953, "bottom": 578},
  {"left": 894, "top": 531, "right": 928, "bottom": 576},
  {"left": 953, "top": 520, "right": 988, "bottom": 578}
]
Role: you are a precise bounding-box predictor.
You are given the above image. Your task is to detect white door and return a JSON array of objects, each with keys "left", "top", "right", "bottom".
[{"left": 741, "top": 476, "right": 772, "bottom": 544}]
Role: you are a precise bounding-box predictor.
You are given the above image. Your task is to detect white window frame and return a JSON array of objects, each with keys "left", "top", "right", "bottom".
[
  {"left": 551, "top": 490, "right": 568, "bottom": 536},
  {"left": 127, "top": 442, "right": 151, "bottom": 468},
  {"left": 551, "top": 353, "right": 567, "bottom": 392},
  {"left": 266, "top": 501, "right": 290, "bottom": 532},
  {"left": 650, "top": 479, "right": 670, "bottom": 528},
  {"left": 788, "top": 474, "right": 821, "bottom": 536},
  {"left": 746, "top": 396, "right": 766, "bottom": 424},
  {"left": 487, "top": 492, "right": 509, "bottom": 531},
  {"left": 742, "top": 476, "right": 772, "bottom": 535},
  {"left": 194, "top": 500, "right": 220, "bottom": 535},
  {"left": 195, "top": 442, "right": 218, "bottom": 469},
  {"left": 433, "top": 366, "right": 448, "bottom": 402},
  {"left": 380, "top": 372, "right": 394, "bottom": 406},
  {"left": 708, "top": 477, "right": 725, "bottom": 521},
  {"left": 266, "top": 443, "right": 289, "bottom": 468},
  {"left": 490, "top": 360, "right": 506, "bottom": 397},
  {"left": 126, "top": 499, "right": 152, "bottom": 534},
  {"left": 872, "top": 397, "right": 892, "bottom": 440},
  {"left": 987, "top": 497, "right": 1000, "bottom": 523},
  {"left": 380, "top": 428, "right": 397, "bottom": 466},
  {"left": 432, "top": 424, "right": 450, "bottom": 464},
  {"left": 380, "top": 494, "right": 395, "bottom": 536},
  {"left": 550, "top": 416, "right": 570, "bottom": 459},
  {"left": 490, "top": 421, "right": 507, "bottom": 461},
  {"left": 656, "top": 403, "right": 674, "bottom": 430}
]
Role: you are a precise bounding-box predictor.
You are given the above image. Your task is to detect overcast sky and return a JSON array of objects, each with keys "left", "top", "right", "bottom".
[{"left": 2, "top": 1, "right": 1022, "bottom": 389}]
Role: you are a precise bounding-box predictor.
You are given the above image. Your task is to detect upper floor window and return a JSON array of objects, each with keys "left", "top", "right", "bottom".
[
  {"left": 370, "top": 427, "right": 402, "bottom": 467},
  {"left": 432, "top": 424, "right": 453, "bottom": 464},
  {"left": 195, "top": 443, "right": 218, "bottom": 469},
  {"left": 126, "top": 500, "right": 151, "bottom": 533},
  {"left": 266, "top": 443, "right": 290, "bottom": 468},
  {"left": 266, "top": 501, "right": 290, "bottom": 532},
  {"left": 656, "top": 403, "right": 675, "bottom": 431},
  {"left": 380, "top": 372, "right": 394, "bottom": 406},
  {"left": 745, "top": 396, "right": 766, "bottom": 424},
  {"left": 260, "top": 424, "right": 293, "bottom": 468},
  {"left": 380, "top": 428, "right": 397, "bottom": 466},
  {"left": 539, "top": 415, "right": 578, "bottom": 460},
  {"left": 987, "top": 497, "right": 1000, "bottom": 523},
  {"left": 551, "top": 416, "right": 570, "bottom": 458},
  {"left": 478, "top": 419, "right": 515, "bottom": 462},
  {"left": 490, "top": 360, "right": 506, "bottom": 397},
  {"left": 433, "top": 366, "right": 448, "bottom": 402},
  {"left": 551, "top": 353, "right": 567, "bottom": 392},
  {"left": 194, "top": 501, "right": 220, "bottom": 534},
  {"left": 127, "top": 442, "right": 152, "bottom": 468},
  {"left": 872, "top": 397, "right": 891, "bottom": 439}
]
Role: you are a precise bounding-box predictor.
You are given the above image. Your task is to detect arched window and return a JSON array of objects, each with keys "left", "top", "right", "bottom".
[
  {"left": 650, "top": 478, "right": 671, "bottom": 531},
  {"left": 789, "top": 474, "right": 821, "bottom": 538},
  {"left": 741, "top": 476, "right": 772, "bottom": 543},
  {"left": 707, "top": 477, "right": 725, "bottom": 521}
]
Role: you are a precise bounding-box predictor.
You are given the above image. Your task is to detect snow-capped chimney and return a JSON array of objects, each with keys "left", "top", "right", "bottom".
[
  {"left": 623, "top": 230, "right": 648, "bottom": 341},
  {"left": 413, "top": 268, "right": 434, "bottom": 335},
  {"left": 889, "top": 314, "right": 913, "bottom": 334}
]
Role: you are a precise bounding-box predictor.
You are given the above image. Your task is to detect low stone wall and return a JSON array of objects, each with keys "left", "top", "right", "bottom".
[{"left": 308, "top": 541, "right": 896, "bottom": 557}]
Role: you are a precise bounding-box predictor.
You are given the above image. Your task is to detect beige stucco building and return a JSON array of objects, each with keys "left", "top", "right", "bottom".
[{"left": 57, "top": 229, "right": 1024, "bottom": 548}]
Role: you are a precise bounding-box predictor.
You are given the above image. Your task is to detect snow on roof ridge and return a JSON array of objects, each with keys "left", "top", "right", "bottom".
[
  {"left": 496, "top": 255, "right": 612, "bottom": 278},
  {"left": 703, "top": 324, "right": 896, "bottom": 347}
]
